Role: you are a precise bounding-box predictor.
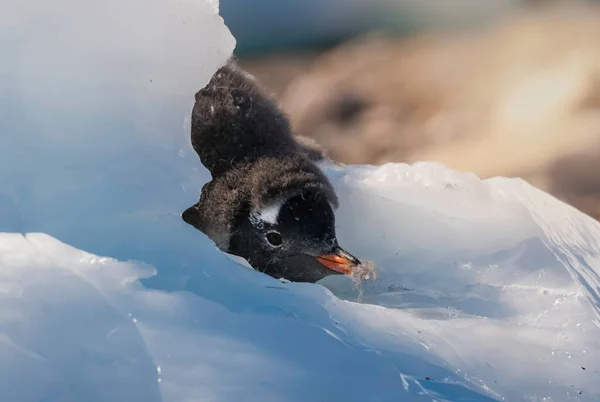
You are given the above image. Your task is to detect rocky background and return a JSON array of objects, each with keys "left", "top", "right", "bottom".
[{"left": 223, "top": 1, "right": 600, "bottom": 221}]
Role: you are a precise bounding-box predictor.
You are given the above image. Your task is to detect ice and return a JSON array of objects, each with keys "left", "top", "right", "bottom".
[
  {"left": 1, "top": 0, "right": 600, "bottom": 401},
  {"left": 322, "top": 163, "right": 600, "bottom": 400}
]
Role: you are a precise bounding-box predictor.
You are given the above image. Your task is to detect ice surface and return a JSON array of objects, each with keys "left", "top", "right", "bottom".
[{"left": 1, "top": 0, "right": 600, "bottom": 401}]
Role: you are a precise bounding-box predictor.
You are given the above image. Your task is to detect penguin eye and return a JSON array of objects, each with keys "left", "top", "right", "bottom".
[{"left": 266, "top": 231, "right": 283, "bottom": 246}]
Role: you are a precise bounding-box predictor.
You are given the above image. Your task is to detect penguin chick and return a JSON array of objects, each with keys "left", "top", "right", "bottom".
[{"left": 182, "top": 60, "right": 361, "bottom": 283}]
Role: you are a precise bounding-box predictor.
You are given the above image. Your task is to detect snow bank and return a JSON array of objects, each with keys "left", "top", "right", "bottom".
[
  {"left": 323, "top": 163, "right": 600, "bottom": 400},
  {"left": 1, "top": 0, "right": 600, "bottom": 401}
]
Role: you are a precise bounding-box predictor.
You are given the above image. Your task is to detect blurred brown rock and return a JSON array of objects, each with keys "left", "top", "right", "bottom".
[{"left": 240, "top": 5, "right": 600, "bottom": 220}]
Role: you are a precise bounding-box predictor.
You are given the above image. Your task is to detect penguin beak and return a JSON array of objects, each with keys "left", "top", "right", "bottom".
[{"left": 315, "top": 246, "right": 361, "bottom": 275}]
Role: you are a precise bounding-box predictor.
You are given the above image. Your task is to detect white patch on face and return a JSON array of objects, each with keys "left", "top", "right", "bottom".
[
  {"left": 259, "top": 202, "right": 283, "bottom": 224},
  {"left": 250, "top": 199, "right": 284, "bottom": 227}
]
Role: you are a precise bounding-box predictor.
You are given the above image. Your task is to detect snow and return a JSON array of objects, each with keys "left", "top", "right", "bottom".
[{"left": 1, "top": 0, "right": 600, "bottom": 401}]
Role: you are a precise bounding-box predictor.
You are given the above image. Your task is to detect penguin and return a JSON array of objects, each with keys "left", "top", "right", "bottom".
[{"left": 182, "top": 60, "right": 361, "bottom": 283}]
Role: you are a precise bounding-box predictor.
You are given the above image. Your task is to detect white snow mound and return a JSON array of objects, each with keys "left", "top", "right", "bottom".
[{"left": 1, "top": 0, "right": 600, "bottom": 401}]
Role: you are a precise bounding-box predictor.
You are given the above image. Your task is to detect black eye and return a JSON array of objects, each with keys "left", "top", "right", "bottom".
[{"left": 266, "top": 231, "right": 283, "bottom": 246}]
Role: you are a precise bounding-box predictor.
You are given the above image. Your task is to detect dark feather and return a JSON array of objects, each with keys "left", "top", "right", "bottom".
[{"left": 185, "top": 59, "right": 338, "bottom": 254}]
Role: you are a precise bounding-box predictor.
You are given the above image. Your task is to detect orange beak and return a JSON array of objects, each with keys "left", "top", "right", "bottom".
[{"left": 316, "top": 249, "right": 360, "bottom": 275}]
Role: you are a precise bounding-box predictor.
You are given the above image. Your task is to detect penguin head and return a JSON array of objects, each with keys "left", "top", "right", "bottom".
[{"left": 227, "top": 189, "right": 361, "bottom": 283}]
